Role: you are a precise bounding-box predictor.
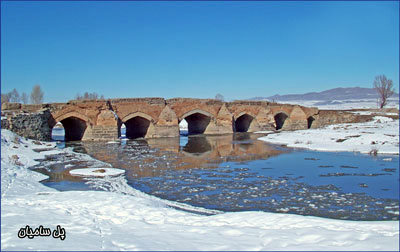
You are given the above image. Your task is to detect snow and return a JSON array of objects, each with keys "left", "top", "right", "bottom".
[
  {"left": 258, "top": 116, "right": 399, "bottom": 155},
  {"left": 273, "top": 98, "right": 399, "bottom": 110},
  {"left": 1, "top": 129, "right": 399, "bottom": 251},
  {"left": 350, "top": 111, "right": 399, "bottom": 116},
  {"left": 51, "top": 129, "right": 65, "bottom": 136},
  {"left": 106, "top": 141, "right": 119, "bottom": 144},
  {"left": 180, "top": 119, "right": 188, "bottom": 130},
  {"left": 69, "top": 168, "right": 125, "bottom": 177},
  {"left": 180, "top": 119, "right": 188, "bottom": 135}
]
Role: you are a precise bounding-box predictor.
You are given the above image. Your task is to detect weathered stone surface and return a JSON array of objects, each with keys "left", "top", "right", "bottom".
[
  {"left": 1, "top": 109, "right": 53, "bottom": 141},
  {"left": 152, "top": 125, "right": 179, "bottom": 138},
  {"left": 157, "top": 105, "right": 178, "bottom": 126},
  {"left": 248, "top": 118, "right": 261, "bottom": 132},
  {"left": 289, "top": 106, "right": 307, "bottom": 121},
  {"left": 215, "top": 104, "right": 234, "bottom": 134},
  {"left": 1, "top": 117, "right": 10, "bottom": 129},
  {"left": 285, "top": 106, "right": 308, "bottom": 130},
  {"left": 89, "top": 125, "right": 118, "bottom": 141},
  {"left": 111, "top": 99, "right": 164, "bottom": 124},
  {"left": 1, "top": 102, "right": 21, "bottom": 111},
  {"left": 256, "top": 107, "right": 275, "bottom": 131},
  {"left": 312, "top": 110, "right": 372, "bottom": 128},
  {"left": 154, "top": 105, "right": 179, "bottom": 138},
  {"left": 97, "top": 110, "right": 118, "bottom": 126},
  {"left": 21, "top": 104, "right": 45, "bottom": 112},
  {"left": 167, "top": 98, "right": 222, "bottom": 121}
]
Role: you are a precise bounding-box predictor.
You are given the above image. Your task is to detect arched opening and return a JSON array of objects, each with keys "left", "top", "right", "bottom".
[
  {"left": 59, "top": 116, "right": 88, "bottom": 141},
  {"left": 125, "top": 116, "right": 150, "bottom": 139},
  {"left": 274, "top": 112, "right": 288, "bottom": 130},
  {"left": 179, "top": 119, "right": 188, "bottom": 136},
  {"left": 184, "top": 112, "right": 211, "bottom": 135},
  {"left": 235, "top": 114, "right": 254, "bottom": 132},
  {"left": 120, "top": 123, "right": 126, "bottom": 138},
  {"left": 51, "top": 122, "right": 65, "bottom": 141},
  {"left": 307, "top": 116, "right": 315, "bottom": 129}
]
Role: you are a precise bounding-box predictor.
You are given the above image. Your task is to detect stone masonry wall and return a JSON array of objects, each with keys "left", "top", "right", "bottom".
[
  {"left": 312, "top": 110, "right": 373, "bottom": 128},
  {"left": 1, "top": 109, "right": 53, "bottom": 141}
]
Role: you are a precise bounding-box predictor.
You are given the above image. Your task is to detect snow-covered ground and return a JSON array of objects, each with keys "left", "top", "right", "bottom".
[
  {"left": 1, "top": 129, "right": 399, "bottom": 251},
  {"left": 274, "top": 98, "right": 399, "bottom": 110},
  {"left": 258, "top": 116, "right": 399, "bottom": 155}
]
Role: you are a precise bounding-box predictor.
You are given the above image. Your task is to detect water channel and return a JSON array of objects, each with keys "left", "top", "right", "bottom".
[{"left": 32, "top": 128, "right": 399, "bottom": 221}]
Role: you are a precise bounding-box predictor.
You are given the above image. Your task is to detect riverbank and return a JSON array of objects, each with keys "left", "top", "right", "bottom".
[
  {"left": 258, "top": 116, "right": 399, "bottom": 155},
  {"left": 1, "top": 129, "right": 399, "bottom": 251}
]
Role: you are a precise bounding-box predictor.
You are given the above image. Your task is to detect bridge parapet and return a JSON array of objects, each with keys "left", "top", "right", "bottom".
[{"left": 109, "top": 97, "right": 165, "bottom": 105}]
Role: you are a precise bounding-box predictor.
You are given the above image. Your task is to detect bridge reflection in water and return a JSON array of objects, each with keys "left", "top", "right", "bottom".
[
  {"left": 36, "top": 133, "right": 288, "bottom": 182},
  {"left": 79, "top": 133, "right": 285, "bottom": 179},
  {"left": 35, "top": 133, "right": 284, "bottom": 183}
]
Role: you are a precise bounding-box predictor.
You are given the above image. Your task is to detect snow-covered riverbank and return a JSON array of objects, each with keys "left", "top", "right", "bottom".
[
  {"left": 1, "top": 129, "right": 399, "bottom": 251},
  {"left": 258, "top": 116, "right": 399, "bottom": 155}
]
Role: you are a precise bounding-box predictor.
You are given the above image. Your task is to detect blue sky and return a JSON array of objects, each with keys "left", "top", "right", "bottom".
[{"left": 1, "top": 1, "right": 399, "bottom": 102}]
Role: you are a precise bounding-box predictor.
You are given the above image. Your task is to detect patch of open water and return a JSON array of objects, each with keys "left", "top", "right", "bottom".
[{"left": 34, "top": 132, "right": 399, "bottom": 221}]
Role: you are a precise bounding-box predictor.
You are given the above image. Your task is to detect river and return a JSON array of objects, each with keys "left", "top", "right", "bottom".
[{"left": 32, "top": 128, "right": 399, "bottom": 221}]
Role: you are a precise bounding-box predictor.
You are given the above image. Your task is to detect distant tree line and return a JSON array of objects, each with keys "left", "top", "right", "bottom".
[
  {"left": 1, "top": 87, "right": 106, "bottom": 105},
  {"left": 1, "top": 85, "right": 44, "bottom": 105},
  {"left": 75, "top": 92, "right": 105, "bottom": 100}
]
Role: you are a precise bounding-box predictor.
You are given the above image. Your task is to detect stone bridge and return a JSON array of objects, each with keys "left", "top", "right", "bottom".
[{"left": 2, "top": 98, "right": 327, "bottom": 141}]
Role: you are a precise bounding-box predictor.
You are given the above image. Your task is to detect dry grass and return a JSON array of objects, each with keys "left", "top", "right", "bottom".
[{"left": 369, "top": 148, "right": 378, "bottom": 156}]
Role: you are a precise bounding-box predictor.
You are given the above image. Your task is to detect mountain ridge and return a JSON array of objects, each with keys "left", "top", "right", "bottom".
[{"left": 249, "top": 87, "right": 399, "bottom": 101}]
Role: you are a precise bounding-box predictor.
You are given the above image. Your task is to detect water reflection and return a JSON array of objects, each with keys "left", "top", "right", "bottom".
[
  {"left": 181, "top": 136, "right": 212, "bottom": 156},
  {"left": 37, "top": 133, "right": 283, "bottom": 182},
  {"left": 31, "top": 151, "right": 109, "bottom": 191},
  {"left": 74, "top": 133, "right": 286, "bottom": 178}
]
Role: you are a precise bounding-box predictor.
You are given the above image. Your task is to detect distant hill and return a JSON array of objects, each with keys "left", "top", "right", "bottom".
[{"left": 250, "top": 87, "right": 399, "bottom": 102}]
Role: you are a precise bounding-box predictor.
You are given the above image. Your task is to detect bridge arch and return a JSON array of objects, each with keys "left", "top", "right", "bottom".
[
  {"left": 122, "top": 111, "right": 155, "bottom": 123},
  {"left": 307, "top": 116, "right": 315, "bottom": 129},
  {"left": 234, "top": 112, "right": 257, "bottom": 132},
  {"left": 121, "top": 112, "right": 155, "bottom": 139},
  {"left": 181, "top": 109, "right": 214, "bottom": 135},
  {"left": 274, "top": 111, "right": 289, "bottom": 130},
  {"left": 52, "top": 112, "right": 91, "bottom": 141}
]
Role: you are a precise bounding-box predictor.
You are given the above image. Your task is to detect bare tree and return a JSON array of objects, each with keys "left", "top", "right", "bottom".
[
  {"left": 75, "top": 93, "right": 82, "bottom": 100},
  {"left": 76, "top": 92, "right": 103, "bottom": 100},
  {"left": 30, "top": 85, "right": 44, "bottom": 104},
  {"left": 90, "top": 93, "right": 98, "bottom": 99},
  {"left": 21, "top": 92, "right": 29, "bottom": 104},
  {"left": 9, "top": 88, "right": 20, "bottom": 103},
  {"left": 373, "top": 75, "right": 395, "bottom": 108},
  {"left": 215, "top": 93, "right": 224, "bottom": 101},
  {"left": 83, "top": 92, "right": 89, "bottom": 100},
  {"left": 1, "top": 93, "right": 11, "bottom": 104}
]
